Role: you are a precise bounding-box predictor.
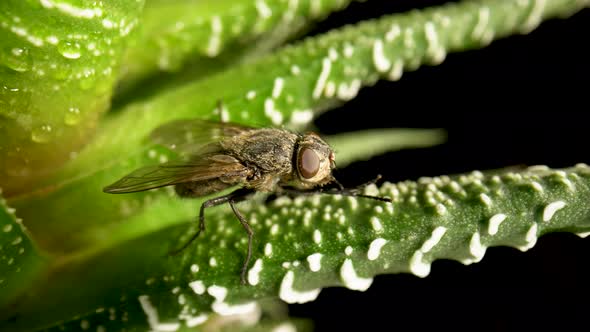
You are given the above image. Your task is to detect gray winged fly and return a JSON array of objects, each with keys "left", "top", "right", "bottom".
[{"left": 103, "top": 117, "right": 391, "bottom": 285}]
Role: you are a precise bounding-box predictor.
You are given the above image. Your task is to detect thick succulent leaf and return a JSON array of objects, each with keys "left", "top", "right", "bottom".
[
  {"left": 324, "top": 128, "right": 446, "bottom": 167},
  {"left": 0, "top": 0, "right": 145, "bottom": 194},
  {"left": 0, "top": 191, "right": 47, "bottom": 309},
  {"left": 117, "top": 0, "right": 358, "bottom": 97},
  {"left": 3, "top": 165, "right": 590, "bottom": 331},
  {"left": 2, "top": 0, "right": 589, "bottom": 331}
]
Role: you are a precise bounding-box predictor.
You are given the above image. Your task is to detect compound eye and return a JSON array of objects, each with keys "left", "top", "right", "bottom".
[{"left": 298, "top": 148, "right": 320, "bottom": 179}]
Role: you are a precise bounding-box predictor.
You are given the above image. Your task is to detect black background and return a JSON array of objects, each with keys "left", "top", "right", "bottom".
[{"left": 287, "top": 1, "right": 590, "bottom": 331}]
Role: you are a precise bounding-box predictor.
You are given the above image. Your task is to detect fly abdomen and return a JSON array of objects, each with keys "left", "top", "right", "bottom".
[{"left": 175, "top": 179, "right": 235, "bottom": 198}]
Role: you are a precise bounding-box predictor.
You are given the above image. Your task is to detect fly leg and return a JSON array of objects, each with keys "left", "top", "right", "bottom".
[
  {"left": 169, "top": 188, "right": 255, "bottom": 268},
  {"left": 278, "top": 175, "right": 392, "bottom": 203},
  {"left": 168, "top": 194, "right": 231, "bottom": 255},
  {"left": 280, "top": 187, "right": 391, "bottom": 203},
  {"left": 334, "top": 174, "right": 391, "bottom": 201},
  {"left": 229, "top": 199, "right": 254, "bottom": 285}
]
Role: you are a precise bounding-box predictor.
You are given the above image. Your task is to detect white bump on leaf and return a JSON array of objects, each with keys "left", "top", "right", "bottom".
[
  {"left": 279, "top": 271, "right": 321, "bottom": 304},
  {"left": 488, "top": 214, "right": 507, "bottom": 235},
  {"left": 543, "top": 201, "right": 566, "bottom": 222},
  {"left": 367, "top": 238, "right": 387, "bottom": 261},
  {"left": 420, "top": 226, "right": 447, "bottom": 253},
  {"left": 340, "top": 259, "right": 373, "bottom": 291},
  {"left": 307, "top": 253, "right": 323, "bottom": 272}
]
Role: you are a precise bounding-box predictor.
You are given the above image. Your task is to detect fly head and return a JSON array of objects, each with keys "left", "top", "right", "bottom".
[{"left": 293, "top": 132, "right": 336, "bottom": 189}]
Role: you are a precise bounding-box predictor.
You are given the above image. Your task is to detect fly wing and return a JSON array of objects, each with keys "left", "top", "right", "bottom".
[
  {"left": 103, "top": 154, "right": 249, "bottom": 194},
  {"left": 149, "top": 118, "right": 257, "bottom": 156}
]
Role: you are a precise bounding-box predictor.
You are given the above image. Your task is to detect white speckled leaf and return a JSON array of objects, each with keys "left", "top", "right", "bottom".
[
  {"left": 118, "top": 0, "right": 358, "bottom": 94},
  {"left": 4, "top": 165, "right": 590, "bottom": 331}
]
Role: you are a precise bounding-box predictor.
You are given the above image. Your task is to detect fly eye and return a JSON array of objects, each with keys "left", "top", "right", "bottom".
[{"left": 298, "top": 148, "right": 320, "bottom": 179}]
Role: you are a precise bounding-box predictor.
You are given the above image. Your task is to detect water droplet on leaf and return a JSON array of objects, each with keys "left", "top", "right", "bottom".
[
  {"left": 31, "top": 125, "right": 52, "bottom": 143},
  {"left": 58, "top": 41, "right": 81, "bottom": 59},
  {"left": 2, "top": 47, "right": 32, "bottom": 72},
  {"left": 64, "top": 107, "right": 81, "bottom": 125}
]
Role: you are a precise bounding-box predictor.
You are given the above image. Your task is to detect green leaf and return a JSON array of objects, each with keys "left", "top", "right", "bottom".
[
  {"left": 0, "top": 190, "right": 47, "bottom": 309},
  {"left": 0, "top": 0, "right": 145, "bottom": 194},
  {"left": 324, "top": 128, "right": 447, "bottom": 167},
  {"left": 117, "top": 0, "right": 358, "bottom": 100},
  {"left": 3, "top": 165, "right": 590, "bottom": 331}
]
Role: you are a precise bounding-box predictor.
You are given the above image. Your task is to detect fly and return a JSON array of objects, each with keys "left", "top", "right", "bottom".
[{"left": 103, "top": 118, "right": 391, "bottom": 285}]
